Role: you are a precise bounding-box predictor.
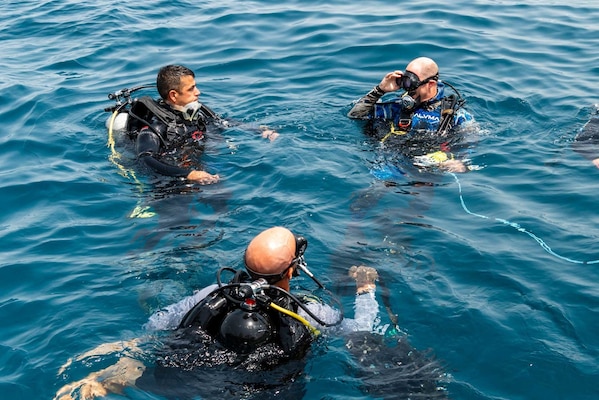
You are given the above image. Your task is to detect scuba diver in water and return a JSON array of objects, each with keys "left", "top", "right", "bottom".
[
  {"left": 336, "top": 58, "right": 478, "bottom": 306},
  {"left": 106, "top": 65, "right": 280, "bottom": 246},
  {"left": 54, "top": 227, "right": 342, "bottom": 399},
  {"left": 106, "top": 64, "right": 278, "bottom": 184},
  {"left": 54, "top": 227, "right": 447, "bottom": 399},
  {"left": 348, "top": 56, "right": 475, "bottom": 173},
  {"left": 573, "top": 114, "right": 599, "bottom": 169}
]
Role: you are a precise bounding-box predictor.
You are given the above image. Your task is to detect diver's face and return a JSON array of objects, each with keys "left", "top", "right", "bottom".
[
  {"left": 171, "top": 75, "right": 200, "bottom": 107},
  {"left": 409, "top": 73, "right": 438, "bottom": 102}
]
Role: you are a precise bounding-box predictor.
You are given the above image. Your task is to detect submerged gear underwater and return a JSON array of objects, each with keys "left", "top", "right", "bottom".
[{"left": 344, "top": 330, "right": 449, "bottom": 400}]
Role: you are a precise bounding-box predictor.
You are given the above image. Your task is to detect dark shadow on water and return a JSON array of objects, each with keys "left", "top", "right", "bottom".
[
  {"left": 132, "top": 329, "right": 448, "bottom": 400},
  {"left": 344, "top": 331, "right": 449, "bottom": 400},
  {"left": 129, "top": 178, "right": 231, "bottom": 252}
]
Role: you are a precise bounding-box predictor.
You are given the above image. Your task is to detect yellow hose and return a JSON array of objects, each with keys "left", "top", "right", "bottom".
[
  {"left": 107, "top": 111, "right": 138, "bottom": 180},
  {"left": 381, "top": 121, "right": 408, "bottom": 142},
  {"left": 268, "top": 302, "right": 320, "bottom": 336}
]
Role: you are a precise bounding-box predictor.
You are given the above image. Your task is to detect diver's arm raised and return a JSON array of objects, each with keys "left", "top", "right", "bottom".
[{"left": 347, "top": 72, "right": 402, "bottom": 119}]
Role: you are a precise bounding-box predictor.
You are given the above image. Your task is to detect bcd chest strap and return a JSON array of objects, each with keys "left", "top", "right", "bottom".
[
  {"left": 129, "top": 96, "right": 215, "bottom": 144},
  {"left": 126, "top": 96, "right": 179, "bottom": 144}
]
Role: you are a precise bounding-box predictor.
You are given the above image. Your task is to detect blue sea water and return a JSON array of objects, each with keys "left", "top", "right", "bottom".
[{"left": 1, "top": 0, "right": 599, "bottom": 399}]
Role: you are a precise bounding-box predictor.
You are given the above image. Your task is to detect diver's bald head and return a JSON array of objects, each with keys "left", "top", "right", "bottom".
[
  {"left": 244, "top": 227, "right": 296, "bottom": 276},
  {"left": 406, "top": 57, "right": 439, "bottom": 80}
]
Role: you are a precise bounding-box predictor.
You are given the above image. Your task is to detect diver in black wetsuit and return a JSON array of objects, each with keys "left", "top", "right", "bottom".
[
  {"left": 162, "top": 227, "right": 327, "bottom": 364},
  {"left": 53, "top": 227, "right": 342, "bottom": 400},
  {"left": 126, "top": 64, "right": 278, "bottom": 184},
  {"left": 105, "top": 65, "right": 280, "bottom": 247},
  {"left": 54, "top": 227, "right": 448, "bottom": 400}
]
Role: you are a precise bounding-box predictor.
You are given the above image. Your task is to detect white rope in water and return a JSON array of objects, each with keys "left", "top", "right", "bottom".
[{"left": 450, "top": 172, "right": 599, "bottom": 265}]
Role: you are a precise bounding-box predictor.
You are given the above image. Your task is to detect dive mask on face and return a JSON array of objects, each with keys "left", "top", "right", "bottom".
[
  {"left": 173, "top": 101, "right": 202, "bottom": 122},
  {"left": 396, "top": 70, "right": 439, "bottom": 92}
]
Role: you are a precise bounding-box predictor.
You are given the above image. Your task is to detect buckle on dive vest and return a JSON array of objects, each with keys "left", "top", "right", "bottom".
[{"left": 398, "top": 119, "right": 412, "bottom": 129}]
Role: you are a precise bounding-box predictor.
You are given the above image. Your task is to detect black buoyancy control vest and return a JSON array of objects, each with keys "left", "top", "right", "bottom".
[
  {"left": 437, "top": 93, "right": 460, "bottom": 136},
  {"left": 179, "top": 276, "right": 313, "bottom": 358},
  {"left": 126, "top": 96, "right": 213, "bottom": 144}
]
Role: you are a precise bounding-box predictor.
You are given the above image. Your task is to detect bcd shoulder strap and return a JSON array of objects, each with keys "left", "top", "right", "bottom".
[
  {"left": 437, "top": 94, "right": 460, "bottom": 136},
  {"left": 130, "top": 96, "right": 177, "bottom": 126}
]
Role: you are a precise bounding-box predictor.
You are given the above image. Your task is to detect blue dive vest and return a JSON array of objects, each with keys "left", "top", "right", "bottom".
[{"left": 372, "top": 82, "right": 471, "bottom": 133}]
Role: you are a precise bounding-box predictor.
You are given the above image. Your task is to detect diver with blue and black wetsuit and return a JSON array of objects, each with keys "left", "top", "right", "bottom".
[{"left": 348, "top": 57, "right": 475, "bottom": 173}]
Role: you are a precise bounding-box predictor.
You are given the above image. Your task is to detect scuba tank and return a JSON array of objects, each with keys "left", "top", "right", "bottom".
[
  {"left": 178, "top": 267, "right": 344, "bottom": 355},
  {"left": 218, "top": 291, "right": 274, "bottom": 354},
  {"left": 104, "top": 84, "right": 154, "bottom": 137}
]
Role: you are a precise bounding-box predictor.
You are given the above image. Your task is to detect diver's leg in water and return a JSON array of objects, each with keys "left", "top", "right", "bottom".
[
  {"left": 135, "top": 190, "right": 195, "bottom": 251},
  {"left": 331, "top": 178, "right": 434, "bottom": 274},
  {"left": 187, "top": 185, "right": 231, "bottom": 237},
  {"left": 329, "top": 182, "right": 388, "bottom": 272},
  {"left": 134, "top": 182, "right": 231, "bottom": 251},
  {"left": 54, "top": 340, "right": 145, "bottom": 400}
]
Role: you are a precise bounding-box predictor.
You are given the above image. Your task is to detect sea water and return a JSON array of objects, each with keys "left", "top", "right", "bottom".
[{"left": 1, "top": 1, "right": 598, "bottom": 399}]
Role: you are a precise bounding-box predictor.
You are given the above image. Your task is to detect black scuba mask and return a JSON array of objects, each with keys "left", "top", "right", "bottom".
[{"left": 396, "top": 70, "right": 439, "bottom": 92}]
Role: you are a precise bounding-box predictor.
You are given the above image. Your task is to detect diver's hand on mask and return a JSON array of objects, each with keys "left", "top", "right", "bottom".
[
  {"left": 187, "top": 170, "right": 220, "bottom": 184},
  {"left": 379, "top": 71, "right": 403, "bottom": 93}
]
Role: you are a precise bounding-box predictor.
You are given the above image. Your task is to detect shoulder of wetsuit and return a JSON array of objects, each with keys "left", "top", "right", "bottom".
[
  {"left": 198, "top": 103, "right": 220, "bottom": 120},
  {"left": 177, "top": 289, "right": 231, "bottom": 336},
  {"left": 272, "top": 308, "right": 314, "bottom": 357},
  {"left": 127, "top": 96, "right": 177, "bottom": 140}
]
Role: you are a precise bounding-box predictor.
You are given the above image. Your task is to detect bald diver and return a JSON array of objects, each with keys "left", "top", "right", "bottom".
[{"left": 54, "top": 228, "right": 448, "bottom": 399}]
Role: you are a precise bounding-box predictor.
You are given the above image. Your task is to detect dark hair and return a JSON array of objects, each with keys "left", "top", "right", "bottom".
[{"left": 156, "top": 65, "right": 195, "bottom": 100}]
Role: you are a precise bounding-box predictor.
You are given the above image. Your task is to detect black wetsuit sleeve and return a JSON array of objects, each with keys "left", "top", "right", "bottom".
[
  {"left": 347, "top": 85, "right": 385, "bottom": 119},
  {"left": 199, "top": 104, "right": 220, "bottom": 121},
  {"left": 573, "top": 117, "right": 599, "bottom": 161},
  {"left": 200, "top": 103, "right": 276, "bottom": 134},
  {"left": 136, "top": 128, "right": 191, "bottom": 178}
]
